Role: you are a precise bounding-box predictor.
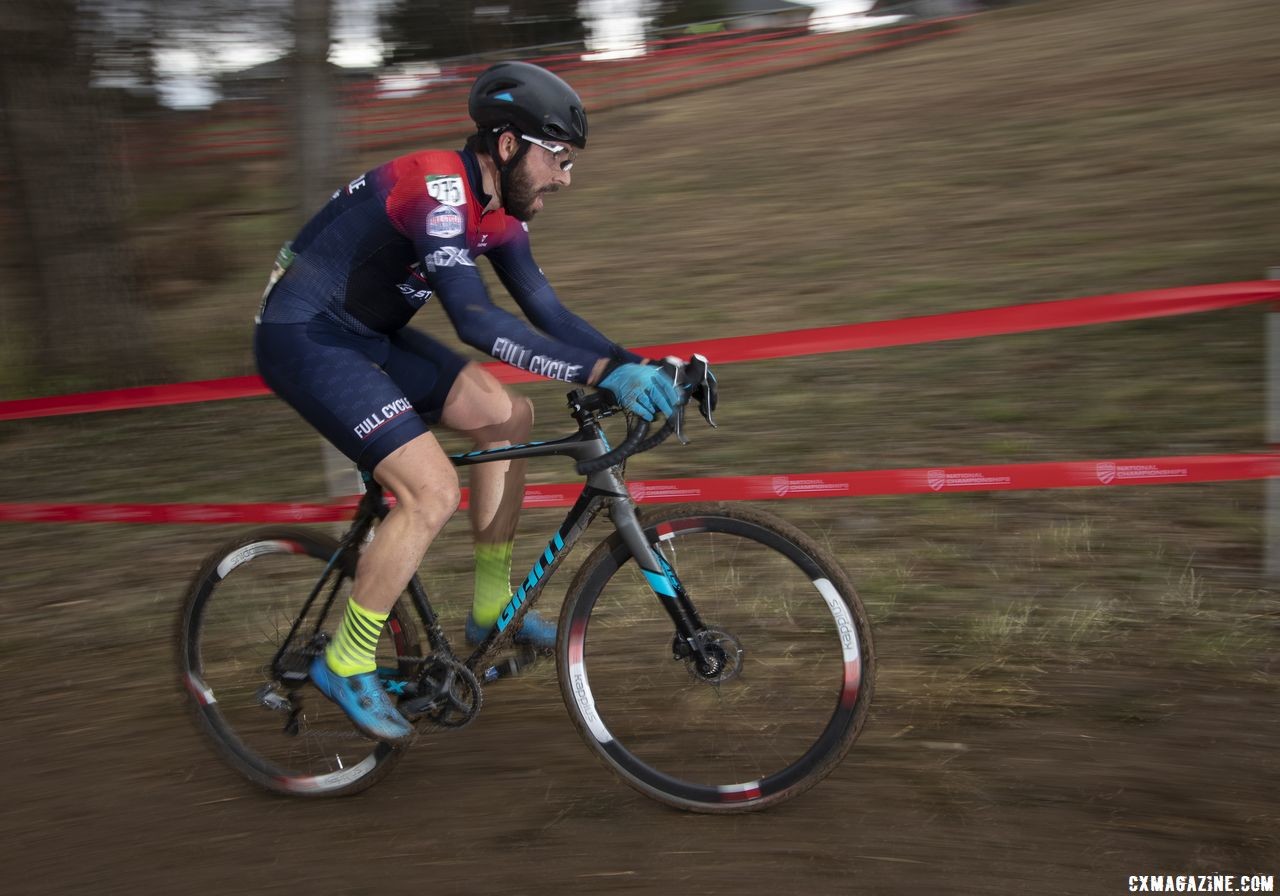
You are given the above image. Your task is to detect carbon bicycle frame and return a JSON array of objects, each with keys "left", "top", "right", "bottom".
[{"left": 330, "top": 390, "right": 706, "bottom": 680}]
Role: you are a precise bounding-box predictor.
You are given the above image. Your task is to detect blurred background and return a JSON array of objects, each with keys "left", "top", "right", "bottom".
[
  {"left": 0, "top": 0, "right": 983, "bottom": 394},
  {"left": 1, "top": 0, "right": 1278, "bottom": 893}
]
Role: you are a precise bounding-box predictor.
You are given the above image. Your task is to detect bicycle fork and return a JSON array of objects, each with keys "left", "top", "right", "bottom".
[{"left": 601, "top": 478, "right": 716, "bottom": 671}]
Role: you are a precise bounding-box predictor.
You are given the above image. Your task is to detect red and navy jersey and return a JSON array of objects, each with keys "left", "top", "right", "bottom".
[{"left": 259, "top": 147, "right": 636, "bottom": 383}]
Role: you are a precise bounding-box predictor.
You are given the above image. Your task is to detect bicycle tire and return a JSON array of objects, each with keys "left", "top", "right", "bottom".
[
  {"left": 556, "top": 503, "right": 874, "bottom": 813},
  {"left": 179, "top": 527, "right": 420, "bottom": 797}
]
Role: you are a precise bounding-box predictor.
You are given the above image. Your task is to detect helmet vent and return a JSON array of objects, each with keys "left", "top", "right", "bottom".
[
  {"left": 487, "top": 78, "right": 522, "bottom": 95},
  {"left": 470, "top": 61, "right": 588, "bottom": 149}
]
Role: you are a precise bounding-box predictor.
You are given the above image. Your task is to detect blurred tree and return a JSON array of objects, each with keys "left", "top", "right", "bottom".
[
  {"left": 380, "top": 0, "right": 586, "bottom": 63},
  {"left": 0, "top": 0, "right": 336, "bottom": 393},
  {"left": 78, "top": 0, "right": 293, "bottom": 111},
  {"left": 295, "top": 0, "right": 338, "bottom": 221},
  {"left": 0, "top": 0, "right": 165, "bottom": 391},
  {"left": 81, "top": 0, "right": 162, "bottom": 107},
  {"left": 653, "top": 0, "right": 730, "bottom": 30},
  {"left": 381, "top": 0, "right": 471, "bottom": 62}
]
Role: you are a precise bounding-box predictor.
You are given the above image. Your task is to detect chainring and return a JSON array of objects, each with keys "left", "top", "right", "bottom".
[{"left": 400, "top": 655, "right": 482, "bottom": 729}]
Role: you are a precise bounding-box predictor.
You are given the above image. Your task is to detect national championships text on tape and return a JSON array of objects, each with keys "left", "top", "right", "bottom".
[{"left": 2, "top": 453, "right": 1273, "bottom": 524}]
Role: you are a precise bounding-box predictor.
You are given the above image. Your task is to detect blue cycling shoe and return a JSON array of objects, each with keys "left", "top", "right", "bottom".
[
  {"left": 308, "top": 655, "right": 413, "bottom": 745},
  {"left": 464, "top": 610, "right": 557, "bottom": 651}
]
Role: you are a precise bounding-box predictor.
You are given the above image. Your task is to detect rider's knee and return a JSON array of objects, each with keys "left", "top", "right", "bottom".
[
  {"left": 511, "top": 394, "right": 534, "bottom": 439},
  {"left": 470, "top": 391, "right": 533, "bottom": 445},
  {"left": 395, "top": 467, "right": 462, "bottom": 528}
]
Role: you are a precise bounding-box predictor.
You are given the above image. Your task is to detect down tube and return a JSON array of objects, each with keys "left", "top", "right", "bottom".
[{"left": 494, "top": 488, "right": 604, "bottom": 634}]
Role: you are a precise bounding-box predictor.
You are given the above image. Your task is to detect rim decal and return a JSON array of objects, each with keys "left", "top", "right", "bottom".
[
  {"left": 814, "top": 578, "right": 859, "bottom": 663},
  {"left": 280, "top": 753, "right": 380, "bottom": 793},
  {"left": 215, "top": 540, "right": 301, "bottom": 579},
  {"left": 841, "top": 660, "right": 862, "bottom": 707},
  {"left": 718, "top": 781, "right": 763, "bottom": 802},
  {"left": 655, "top": 517, "right": 706, "bottom": 541},
  {"left": 185, "top": 672, "right": 216, "bottom": 706},
  {"left": 568, "top": 618, "right": 612, "bottom": 743}
]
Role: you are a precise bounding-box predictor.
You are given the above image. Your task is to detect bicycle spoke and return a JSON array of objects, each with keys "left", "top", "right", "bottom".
[
  {"left": 559, "top": 504, "right": 873, "bottom": 812},
  {"left": 180, "top": 529, "right": 420, "bottom": 797}
]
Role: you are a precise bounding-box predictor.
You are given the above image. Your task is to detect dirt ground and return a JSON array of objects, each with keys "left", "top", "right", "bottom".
[
  {"left": 4, "top": 624, "right": 1278, "bottom": 896},
  {"left": 0, "top": 505, "right": 1276, "bottom": 896}
]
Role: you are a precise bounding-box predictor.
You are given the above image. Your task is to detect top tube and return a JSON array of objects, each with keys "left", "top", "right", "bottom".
[{"left": 448, "top": 388, "right": 615, "bottom": 469}]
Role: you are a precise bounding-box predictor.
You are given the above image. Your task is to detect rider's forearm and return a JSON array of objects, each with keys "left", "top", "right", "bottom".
[
  {"left": 519, "top": 287, "right": 642, "bottom": 365},
  {"left": 441, "top": 292, "right": 604, "bottom": 384},
  {"left": 588, "top": 357, "right": 611, "bottom": 386}
]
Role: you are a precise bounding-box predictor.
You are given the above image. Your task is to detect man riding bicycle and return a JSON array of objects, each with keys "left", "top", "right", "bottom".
[{"left": 254, "top": 62, "right": 691, "bottom": 744}]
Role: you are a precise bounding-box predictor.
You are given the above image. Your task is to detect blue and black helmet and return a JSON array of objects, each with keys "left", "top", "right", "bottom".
[{"left": 468, "top": 61, "right": 588, "bottom": 149}]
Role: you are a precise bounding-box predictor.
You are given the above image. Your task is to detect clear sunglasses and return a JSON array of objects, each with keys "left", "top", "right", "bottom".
[{"left": 520, "top": 134, "right": 577, "bottom": 171}]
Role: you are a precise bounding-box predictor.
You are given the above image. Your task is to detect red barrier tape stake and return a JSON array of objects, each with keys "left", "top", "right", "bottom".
[{"left": 2, "top": 453, "right": 1273, "bottom": 523}]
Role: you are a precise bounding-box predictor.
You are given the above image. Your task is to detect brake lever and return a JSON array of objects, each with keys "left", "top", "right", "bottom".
[
  {"left": 687, "top": 353, "right": 717, "bottom": 428},
  {"left": 662, "top": 354, "right": 715, "bottom": 437},
  {"left": 697, "top": 395, "right": 716, "bottom": 428},
  {"left": 671, "top": 403, "right": 689, "bottom": 445}
]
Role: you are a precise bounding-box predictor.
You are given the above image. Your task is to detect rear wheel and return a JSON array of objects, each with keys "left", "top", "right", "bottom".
[
  {"left": 179, "top": 527, "right": 421, "bottom": 797},
  {"left": 557, "top": 503, "right": 874, "bottom": 812}
]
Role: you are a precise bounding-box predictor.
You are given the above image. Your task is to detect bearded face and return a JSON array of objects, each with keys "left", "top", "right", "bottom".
[{"left": 503, "top": 158, "right": 550, "bottom": 221}]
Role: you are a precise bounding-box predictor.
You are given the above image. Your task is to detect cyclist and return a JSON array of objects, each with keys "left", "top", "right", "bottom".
[{"left": 254, "top": 61, "right": 685, "bottom": 744}]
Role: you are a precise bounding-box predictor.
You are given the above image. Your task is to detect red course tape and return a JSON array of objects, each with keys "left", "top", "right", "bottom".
[
  {"left": 3, "top": 281, "right": 1277, "bottom": 525},
  {"left": 2, "top": 454, "right": 1273, "bottom": 524},
  {"left": 2, "top": 280, "right": 1277, "bottom": 421}
]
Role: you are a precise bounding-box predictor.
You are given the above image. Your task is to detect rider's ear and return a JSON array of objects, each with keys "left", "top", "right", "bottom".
[{"left": 498, "top": 131, "right": 519, "bottom": 165}]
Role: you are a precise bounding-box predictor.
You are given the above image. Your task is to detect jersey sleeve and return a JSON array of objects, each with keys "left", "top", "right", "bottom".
[
  {"left": 428, "top": 253, "right": 607, "bottom": 382},
  {"left": 487, "top": 229, "right": 644, "bottom": 366},
  {"left": 378, "top": 157, "right": 640, "bottom": 381},
  {"left": 388, "top": 185, "right": 609, "bottom": 383}
]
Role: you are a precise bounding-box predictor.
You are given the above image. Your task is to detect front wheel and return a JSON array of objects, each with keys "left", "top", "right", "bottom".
[
  {"left": 179, "top": 527, "right": 421, "bottom": 797},
  {"left": 557, "top": 503, "right": 874, "bottom": 812}
]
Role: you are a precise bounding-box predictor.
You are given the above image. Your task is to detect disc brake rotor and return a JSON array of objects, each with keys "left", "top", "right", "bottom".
[{"left": 685, "top": 628, "right": 745, "bottom": 684}]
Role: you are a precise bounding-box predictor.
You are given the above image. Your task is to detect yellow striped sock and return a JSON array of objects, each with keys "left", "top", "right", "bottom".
[
  {"left": 325, "top": 600, "right": 389, "bottom": 677},
  {"left": 471, "top": 541, "right": 514, "bottom": 628}
]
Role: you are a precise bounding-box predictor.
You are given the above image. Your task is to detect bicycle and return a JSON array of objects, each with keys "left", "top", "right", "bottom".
[{"left": 178, "top": 357, "right": 875, "bottom": 812}]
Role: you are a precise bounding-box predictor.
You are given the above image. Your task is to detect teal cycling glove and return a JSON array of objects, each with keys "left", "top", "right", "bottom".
[{"left": 598, "top": 362, "right": 681, "bottom": 422}]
